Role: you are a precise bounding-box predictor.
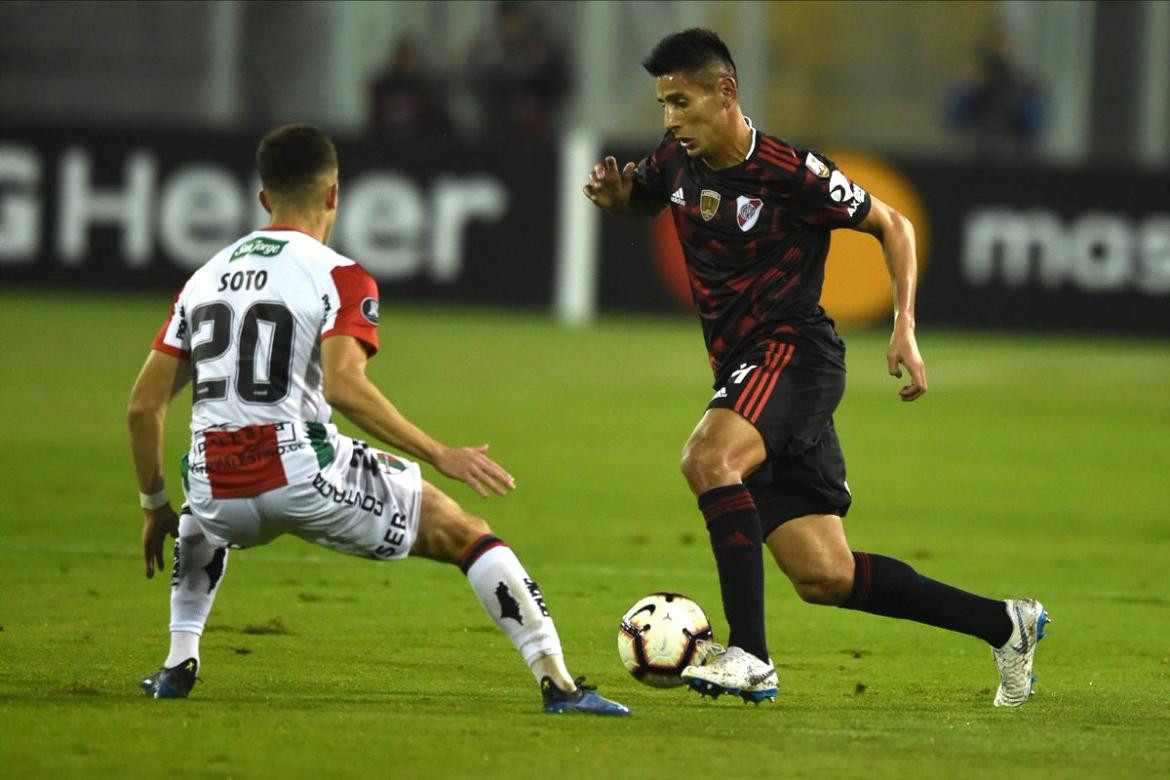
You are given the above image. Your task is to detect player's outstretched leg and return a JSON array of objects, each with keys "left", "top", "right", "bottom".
[
  {"left": 140, "top": 508, "right": 228, "bottom": 699},
  {"left": 412, "top": 482, "right": 629, "bottom": 715},
  {"left": 842, "top": 553, "right": 1049, "bottom": 706},
  {"left": 766, "top": 515, "right": 1048, "bottom": 706}
]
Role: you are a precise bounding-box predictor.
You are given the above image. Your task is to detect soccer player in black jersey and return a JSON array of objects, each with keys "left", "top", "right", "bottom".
[{"left": 584, "top": 29, "right": 1047, "bottom": 706}]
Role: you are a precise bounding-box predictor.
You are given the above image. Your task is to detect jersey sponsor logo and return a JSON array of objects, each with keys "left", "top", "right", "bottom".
[
  {"left": 829, "top": 169, "right": 867, "bottom": 217},
  {"left": 360, "top": 297, "right": 380, "bottom": 325},
  {"left": 202, "top": 425, "right": 289, "bottom": 499},
  {"left": 374, "top": 510, "right": 410, "bottom": 558},
  {"left": 846, "top": 185, "right": 867, "bottom": 217},
  {"left": 670, "top": 187, "right": 686, "bottom": 205},
  {"left": 700, "top": 189, "right": 721, "bottom": 221},
  {"left": 311, "top": 472, "right": 385, "bottom": 516},
  {"left": 229, "top": 236, "right": 288, "bottom": 262},
  {"left": 736, "top": 196, "right": 763, "bottom": 232},
  {"left": 828, "top": 170, "right": 854, "bottom": 203},
  {"left": 804, "top": 153, "right": 830, "bottom": 178}
]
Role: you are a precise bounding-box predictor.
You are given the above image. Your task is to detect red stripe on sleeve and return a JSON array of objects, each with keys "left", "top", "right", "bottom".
[
  {"left": 323, "top": 264, "right": 380, "bottom": 356},
  {"left": 152, "top": 342, "right": 187, "bottom": 359}
]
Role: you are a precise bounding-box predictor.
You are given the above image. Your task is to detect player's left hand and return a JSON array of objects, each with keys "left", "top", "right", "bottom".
[
  {"left": 142, "top": 504, "right": 180, "bottom": 579},
  {"left": 887, "top": 321, "right": 927, "bottom": 401},
  {"left": 434, "top": 444, "right": 516, "bottom": 498}
]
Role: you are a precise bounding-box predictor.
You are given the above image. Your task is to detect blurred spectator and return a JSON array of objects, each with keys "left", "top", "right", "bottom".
[
  {"left": 946, "top": 22, "right": 1047, "bottom": 160},
  {"left": 463, "top": 1, "right": 570, "bottom": 140},
  {"left": 368, "top": 36, "right": 453, "bottom": 142}
]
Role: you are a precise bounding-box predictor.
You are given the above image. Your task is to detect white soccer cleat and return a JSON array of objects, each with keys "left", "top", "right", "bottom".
[
  {"left": 691, "top": 638, "right": 726, "bottom": 667},
  {"left": 991, "top": 598, "right": 1050, "bottom": 707},
  {"left": 681, "top": 645, "right": 778, "bottom": 703}
]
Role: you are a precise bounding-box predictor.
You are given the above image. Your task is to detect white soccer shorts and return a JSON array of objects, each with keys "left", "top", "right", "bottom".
[{"left": 183, "top": 434, "right": 422, "bottom": 560}]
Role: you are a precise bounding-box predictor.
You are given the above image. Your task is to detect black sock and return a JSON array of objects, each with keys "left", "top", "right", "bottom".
[
  {"left": 843, "top": 552, "right": 1012, "bottom": 646},
  {"left": 698, "top": 485, "right": 768, "bottom": 662}
]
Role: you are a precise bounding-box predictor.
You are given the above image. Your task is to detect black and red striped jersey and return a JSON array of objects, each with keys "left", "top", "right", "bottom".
[{"left": 633, "top": 118, "right": 871, "bottom": 380}]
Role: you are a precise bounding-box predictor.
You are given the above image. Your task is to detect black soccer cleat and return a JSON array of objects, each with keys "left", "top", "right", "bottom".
[
  {"left": 139, "top": 657, "right": 199, "bottom": 699},
  {"left": 541, "top": 676, "right": 630, "bottom": 716}
]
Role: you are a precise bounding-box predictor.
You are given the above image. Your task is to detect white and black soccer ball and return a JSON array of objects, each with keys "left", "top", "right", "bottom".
[{"left": 617, "top": 592, "right": 713, "bottom": 688}]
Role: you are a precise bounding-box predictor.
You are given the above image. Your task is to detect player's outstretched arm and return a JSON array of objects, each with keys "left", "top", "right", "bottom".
[
  {"left": 127, "top": 349, "right": 191, "bottom": 578},
  {"left": 855, "top": 195, "right": 927, "bottom": 402},
  {"left": 321, "top": 335, "right": 516, "bottom": 497},
  {"left": 583, "top": 155, "right": 665, "bottom": 220}
]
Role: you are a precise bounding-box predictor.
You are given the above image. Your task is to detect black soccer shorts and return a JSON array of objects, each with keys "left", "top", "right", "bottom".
[{"left": 707, "top": 339, "right": 852, "bottom": 538}]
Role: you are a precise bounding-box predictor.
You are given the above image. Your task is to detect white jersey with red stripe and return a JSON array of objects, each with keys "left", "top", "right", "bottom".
[{"left": 153, "top": 227, "right": 380, "bottom": 495}]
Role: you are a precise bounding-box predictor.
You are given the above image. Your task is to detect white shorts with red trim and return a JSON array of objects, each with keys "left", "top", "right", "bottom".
[{"left": 184, "top": 433, "right": 421, "bottom": 560}]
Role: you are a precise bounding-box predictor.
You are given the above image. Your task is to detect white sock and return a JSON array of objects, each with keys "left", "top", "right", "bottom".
[
  {"left": 164, "top": 514, "right": 229, "bottom": 668},
  {"left": 165, "top": 631, "right": 201, "bottom": 669},
  {"left": 464, "top": 542, "right": 574, "bottom": 690}
]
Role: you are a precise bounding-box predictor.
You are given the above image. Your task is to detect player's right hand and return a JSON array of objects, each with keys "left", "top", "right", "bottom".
[
  {"left": 142, "top": 504, "right": 180, "bottom": 579},
  {"left": 434, "top": 444, "right": 516, "bottom": 498},
  {"left": 583, "top": 156, "right": 636, "bottom": 210}
]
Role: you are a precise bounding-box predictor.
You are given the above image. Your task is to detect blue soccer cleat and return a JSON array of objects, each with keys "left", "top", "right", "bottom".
[
  {"left": 541, "top": 676, "right": 630, "bottom": 716},
  {"left": 139, "top": 657, "right": 199, "bottom": 699}
]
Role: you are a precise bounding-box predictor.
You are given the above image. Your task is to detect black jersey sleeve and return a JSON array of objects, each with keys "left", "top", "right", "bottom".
[
  {"left": 790, "top": 149, "right": 871, "bottom": 229},
  {"left": 632, "top": 133, "right": 675, "bottom": 205}
]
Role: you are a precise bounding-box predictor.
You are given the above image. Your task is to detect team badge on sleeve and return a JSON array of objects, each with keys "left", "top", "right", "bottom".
[
  {"left": 736, "top": 196, "right": 764, "bottom": 232},
  {"left": 360, "top": 298, "right": 380, "bottom": 325},
  {"left": 804, "top": 153, "right": 830, "bottom": 178},
  {"left": 700, "top": 189, "right": 722, "bottom": 221}
]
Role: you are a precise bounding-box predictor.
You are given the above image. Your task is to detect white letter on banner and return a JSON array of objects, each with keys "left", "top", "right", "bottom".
[
  {"left": 1068, "top": 213, "right": 1132, "bottom": 292},
  {"left": 57, "top": 148, "right": 156, "bottom": 267},
  {"left": 430, "top": 177, "right": 508, "bottom": 282},
  {"left": 159, "top": 165, "right": 245, "bottom": 269},
  {"left": 0, "top": 145, "right": 41, "bottom": 262},
  {"left": 1138, "top": 215, "right": 1170, "bottom": 295},
  {"left": 337, "top": 173, "right": 423, "bottom": 280}
]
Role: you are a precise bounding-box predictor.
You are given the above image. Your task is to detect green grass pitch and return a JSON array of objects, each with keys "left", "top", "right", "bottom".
[{"left": 1, "top": 289, "right": 1168, "bottom": 778}]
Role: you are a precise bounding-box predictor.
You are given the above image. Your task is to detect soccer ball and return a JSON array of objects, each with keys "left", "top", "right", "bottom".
[{"left": 617, "top": 592, "right": 713, "bottom": 688}]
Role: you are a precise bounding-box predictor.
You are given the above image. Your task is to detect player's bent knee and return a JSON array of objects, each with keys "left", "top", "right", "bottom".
[{"left": 680, "top": 444, "right": 735, "bottom": 494}]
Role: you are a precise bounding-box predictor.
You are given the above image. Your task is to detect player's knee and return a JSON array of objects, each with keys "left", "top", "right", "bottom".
[
  {"left": 680, "top": 443, "right": 734, "bottom": 494},
  {"left": 416, "top": 484, "right": 493, "bottom": 564},
  {"left": 791, "top": 569, "right": 852, "bottom": 605}
]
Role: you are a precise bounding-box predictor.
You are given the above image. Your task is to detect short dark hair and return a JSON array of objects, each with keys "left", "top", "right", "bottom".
[
  {"left": 642, "top": 28, "right": 737, "bottom": 81},
  {"left": 256, "top": 124, "right": 338, "bottom": 201}
]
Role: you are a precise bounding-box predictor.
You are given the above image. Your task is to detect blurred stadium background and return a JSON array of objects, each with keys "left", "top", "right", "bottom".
[
  {"left": 2, "top": 2, "right": 1169, "bottom": 777},
  {"left": 2, "top": 0, "right": 1167, "bottom": 331}
]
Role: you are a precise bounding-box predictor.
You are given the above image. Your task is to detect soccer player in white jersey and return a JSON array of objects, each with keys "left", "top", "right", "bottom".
[{"left": 127, "top": 124, "right": 628, "bottom": 715}]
